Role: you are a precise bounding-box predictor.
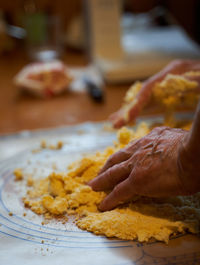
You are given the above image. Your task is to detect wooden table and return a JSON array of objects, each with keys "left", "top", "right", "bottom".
[{"left": 0, "top": 49, "right": 129, "bottom": 135}]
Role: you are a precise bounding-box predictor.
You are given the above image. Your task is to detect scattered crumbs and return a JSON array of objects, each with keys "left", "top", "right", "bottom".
[
  {"left": 40, "top": 140, "right": 47, "bottom": 149},
  {"left": 27, "top": 176, "right": 34, "bottom": 187},
  {"left": 9, "top": 212, "right": 13, "bottom": 216},
  {"left": 41, "top": 240, "right": 44, "bottom": 244},
  {"left": 23, "top": 213, "right": 27, "bottom": 217},
  {"left": 13, "top": 168, "right": 23, "bottom": 181},
  {"left": 49, "top": 141, "right": 63, "bottom": 150},
  {"left": 40, "top": 140, "right": 63, "bottom": 150}
]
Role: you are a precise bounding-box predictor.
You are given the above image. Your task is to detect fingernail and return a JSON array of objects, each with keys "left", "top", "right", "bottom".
[{"left": 98, "top": 201, "right": 106, "bottom": 212}]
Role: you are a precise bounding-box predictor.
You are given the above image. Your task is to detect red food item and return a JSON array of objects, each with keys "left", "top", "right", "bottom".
[{"left": 14, "top": 61, "right": 73, "bottom": 98}]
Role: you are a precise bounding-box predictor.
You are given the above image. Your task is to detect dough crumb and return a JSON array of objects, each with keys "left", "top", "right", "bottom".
[
  {"left": 14, "top": 168, "right": 23, "bottom": 181},
  {"left": 27, "top": 176, "right": 34, "bottom": 186}
]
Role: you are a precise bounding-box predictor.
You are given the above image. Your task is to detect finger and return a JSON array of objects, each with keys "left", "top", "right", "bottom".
[
  {"left": 112, "top": 116, "right": 126, "bottom": 129},
  {"left": 109, "top": 109, "right": 127, "bottom": 128},
  {"left": 109, "top": 109, "right": 121, "bottom": 122},
  {"left": 89, "top": 160, "right": 132, "bottom": 191},
  {"left": 111, "top": 81, "right": 154, "bottom": 128},
  {"left": 98, "top": 178, "right": 135, "bottom": 211},
  {"left": 98, "top": 149, "right": 131, "bottom": 175},
  {"left": 127, "top": 85, "right": 152, "bottom": 122},
  {"left": 111, "top": 105, "right": 139, "bottom": 128}
]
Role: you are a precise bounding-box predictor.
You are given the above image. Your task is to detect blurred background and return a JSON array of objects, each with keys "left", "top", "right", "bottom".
[{"left": 0, "top": 0, "right": 200, "bottom": 134}]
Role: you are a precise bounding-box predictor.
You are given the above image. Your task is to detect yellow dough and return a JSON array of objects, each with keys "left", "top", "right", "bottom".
[
  {"left": 121, "top": 72, "right": 200, "bottom": 126},
  {"left": 22, "top": 124, "right": 200, "bottom": 243},
  {"left": 123, "top": 72, "right": 200, "bottom": 110},
  {"left": 152, "top": 73, "right": 200, "bottom": 108}
]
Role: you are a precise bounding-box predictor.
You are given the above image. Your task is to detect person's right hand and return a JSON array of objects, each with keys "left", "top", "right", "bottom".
[
  {"left": 110, "top": 60, "right": 200, "bottom": 128},
  {"left": 89, "top": 125, "right": 200, "bottom": 211}
]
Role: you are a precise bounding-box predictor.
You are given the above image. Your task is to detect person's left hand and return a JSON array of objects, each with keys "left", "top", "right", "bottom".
[
  {"left": 110, "top": 60, "right": 200, "bottom": 128},
  {"left": 89, "top": 126, "right": 190, "bottom": 211}
]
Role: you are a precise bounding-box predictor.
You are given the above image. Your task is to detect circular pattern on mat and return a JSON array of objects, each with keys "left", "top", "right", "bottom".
[{"left": 0, "top": 142, "right": 133, "bottom": 249}]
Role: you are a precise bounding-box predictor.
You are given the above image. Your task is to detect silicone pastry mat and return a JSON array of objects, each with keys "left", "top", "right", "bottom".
[{"left": 0, "top": 122, "right": 199, "bottom": 265}]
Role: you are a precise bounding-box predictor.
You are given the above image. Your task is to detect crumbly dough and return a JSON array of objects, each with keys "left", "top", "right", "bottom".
[
  {"left": 152, "top": 73, "right": 200, "bottom": 109},
  {"left": 121, "top": 72, "right": 200, "bottom": 126},
  {"left": 22, "top": 124, "right": 200, "bottom": 243},
  {"left": 123, "top": 73, "right": 199, "bottom": 110}
]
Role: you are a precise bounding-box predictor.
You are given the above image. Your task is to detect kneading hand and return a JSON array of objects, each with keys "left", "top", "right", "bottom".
[
  {"left": 110, "top": 60, "right": 200, "bottom": 128},
  {"left": 89, "top": 126, "right": 192, "bottom": 211}
]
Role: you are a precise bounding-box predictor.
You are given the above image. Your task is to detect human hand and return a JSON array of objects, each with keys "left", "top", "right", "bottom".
[
  {"left": 110, "top": 60, "right": 200, "bottom": 128},
  {"left": 89, "top": 126, "right": 193, "bottom": 211}
]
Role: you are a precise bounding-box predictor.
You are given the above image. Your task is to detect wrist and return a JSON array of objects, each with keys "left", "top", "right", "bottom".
[{"left": 177, "top": 133, "right": 200, "bottom": 194}]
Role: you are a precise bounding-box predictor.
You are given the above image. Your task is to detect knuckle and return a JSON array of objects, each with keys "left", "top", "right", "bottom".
[
  {"left": 105, "top": 155, "right": 116, "bottom": 167},
  {"left": 113, "top": 163, "right": 125, "bottom": 176},
  {"left": 127, "top": 139, "right": 141, "bottom": 151},
  {"left": 106, "top": 167, "right": 118, "bottom": 184},
  {"left": 171, "top": 59, "right": 183, "bottom": 66},
  {"left": 120, "top": 149, "right": 129, "bottom": 158},
  {"left": 151, "top": 126, "right": 169, "bottom": 136},
  {"left": 126, "top": 160, "right": 133, "bottom": 171},
  {"left": 109, "top": 149, "right": 123, "bottom": 162},
  {"left": 131, "top": 151, "right": 142, "bottom": 161},
  {"left": 152, "top": 126, "right": 164, "bottom": 133},
  {"left": 106, "top": 167, "right": 113, "bottom": 179},
  {"left": 113, "top": 185, "right": 120, "bottom": 196},
  {"left": 108, "top": 156, "right": 115, "bottom": 165}
]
